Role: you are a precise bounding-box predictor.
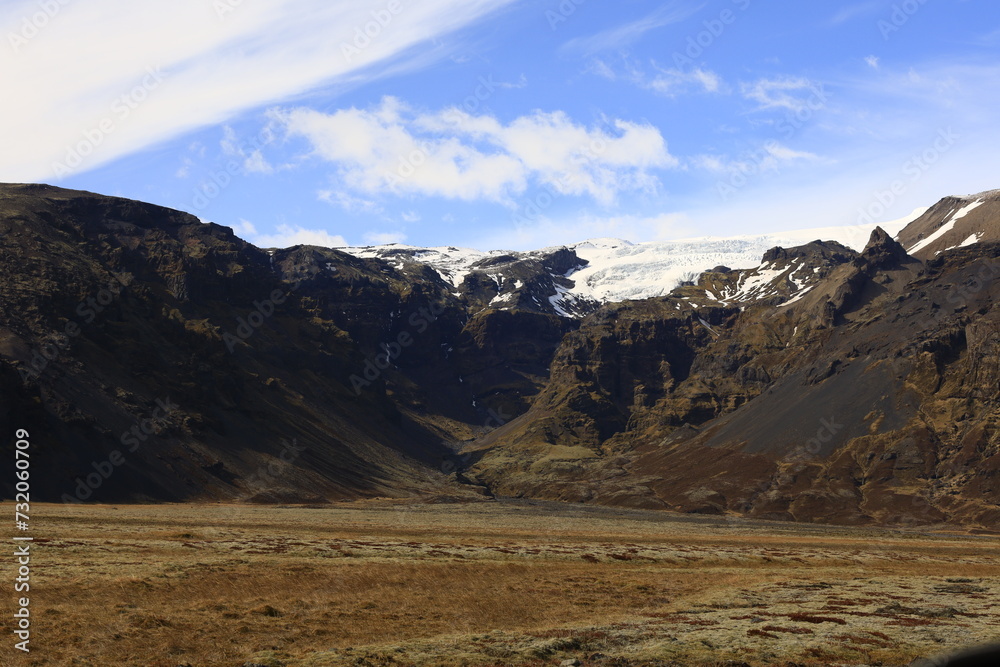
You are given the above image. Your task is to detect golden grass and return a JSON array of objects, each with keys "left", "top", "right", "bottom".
[{"left": 1, "top": 501, "right": 999, "bottom": 666}]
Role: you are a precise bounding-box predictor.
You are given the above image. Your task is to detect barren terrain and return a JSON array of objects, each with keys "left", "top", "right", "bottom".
[{"left": 2, "top": 500, "right": 999, "bottom": 666}]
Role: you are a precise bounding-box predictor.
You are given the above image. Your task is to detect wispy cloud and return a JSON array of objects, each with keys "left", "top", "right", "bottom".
[
  {"left": 560, "top": 1, "right": 705, "bottom": 57},
  {"left": 741, "top": 77, "right": 827, "bottom": 112},
  {"left": 0, "top": 0, "right": 518, "bottom": 182},
  {"left": 271, "top": 96, "right": 677, "bottom": 206},
  {"left": 691, "top": 142, "right": 822, "bottom": 175},
  {"left": 865, "top": 55, "right": 880, "bottom": 70},
  {"left": 231, "top": 219, "right": 258, "bottom": 238},
  {"left": 222, "top": 126, "right": 275, "bottom": 174},
  {"left": 318, "top": 189, "right": 383, "bottom": 215},
  {"left": 590, "top": 57, "right": 723, "bottom": 98},
  {"left": 643, "top": 65, "right": 722, "bottom": 96}
]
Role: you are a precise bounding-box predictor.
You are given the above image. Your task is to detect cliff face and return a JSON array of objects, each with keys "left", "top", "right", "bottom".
[
  {"left": 0, "top": 185, "right": 494, "bottom": 502},
  {"left": 2, "top": 184, "right": 999, "bottom": 528}
]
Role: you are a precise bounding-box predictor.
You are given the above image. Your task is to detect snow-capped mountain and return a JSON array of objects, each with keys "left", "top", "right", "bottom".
[
  {"left": 340, "top": 209, "right": 925, "bottom": 315},
  {"left": 897, "top": 189, "right": 1000, "bottom": 258}
]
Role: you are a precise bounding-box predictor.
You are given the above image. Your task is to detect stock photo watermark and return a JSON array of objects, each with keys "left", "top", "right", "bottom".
[
  {"left": 441, "top": 406, "right": 510, "bottom": 474},
  {"left": 511, "top": 136, "right": 608, "bottom": 225},
  {"left": 242, "top": 438, "right": 307, "bottom": 492},
  {"left": 387, "top": 74, "right": 506, "bottom": 188},
  {"left": 914, "top": 256, "right": 1000, "bottom": 332},
  {"left": 223, "top": 278, "right": 303, "bottom": 353},
  {"left": 18, "top": 274, "right": 129, "bottom": 382},
  {"left": 716, "top": 84, "right": 830, "bottom": 202},
  {"left": 51, "top": 66, "right": 166, "bottom": 178},
  {"left": 340, "top": 0, "right": 403, "bottom": 63},
  {"left": 878, "top": 0, "right": 930, "bottom": 40},
  {"left": 546, "top": 0, "right": 588, "bottom": 30},
  {"left": 7, "top": 0, "right": 71, "bottom": 53},
  {"left": 191, "top": 124, "right": 276, "bottom": 212},
  {"left": 213, "top": 0, "right": 244, "bottom": 19},
  {"left": 856, "top": 127, "right": 959, "bottom": 226},
  {"left": 12, "top": 429, "right": 32, "bottom": 652},
  {"left": 671, "top": 0, "right": 752, "bottom": 70},
  {"left": 62, "top": 397, "right": 179, "bottom": 503},
  {"left": 349, "top": 301, "right": 447, "bottom": 394}
]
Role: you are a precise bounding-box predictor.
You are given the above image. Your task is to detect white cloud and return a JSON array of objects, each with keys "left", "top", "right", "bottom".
[
  {"left": 865, "top": 55, "right": 880, "bottom": 70},
  {"left": 587, "top": 59, "right": 618, "bottom": 81},
  {"left": 242, "top": 150, "right": 273, "bottom": 174},
  {"left": 560, "top": 2, "right": 705, "bottom": 56},
  {"left": 221, "top": 125, "right": 276, "bottom": 174},
  {"left": 741, "top": 77, "right": 826, "bottom": 112},
  {"left": 589, "top": 56, "right": 722, "bottom": 98},
  {"left": 401, "top": 210, "right": 422, "bottom": 223},
  {"left": 766, "top": 144, "right": 821, "bottom": 162},
  {"left": 318, "top": 189, "right": 383, "bottom": 214},
  {"left": 691, "top": 142, "right": 821, "bottom": 175},
  {"left": 271, "top": 97, "right": 677, "bottom": 206},
  {"left": 231, "top": 218, "right": 258, "bottom": 238},
  {"left": 175, "top": 157, "right": 194, "bottom": 178},
  {"left": 252, "top": 224, "right": 348, "bottom": 248},
  {"left": 0, "top": 0, "right": 518, "bottom": 182},
  {"left": 495, "top": 73, "right": 528, "bottom": 89},
  {"left": 644, "top": 66, "right": 721, "bottom": 96}
]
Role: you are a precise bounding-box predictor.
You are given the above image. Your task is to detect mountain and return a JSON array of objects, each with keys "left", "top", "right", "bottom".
[
  {"left": 342, "top": 209, "right": 924, "bottom": 312},
  {"left": 0, "top": 184, "right": 486, "bottom": 503},
  {"left": 896, "top": 189, "right": 1000, "bottom": 259},
  {"left": 2, "top": 183, "right": 999, "bottom": 530},
  {"left": 464, "top": 224, "right": 1000, "bottom": 527}
]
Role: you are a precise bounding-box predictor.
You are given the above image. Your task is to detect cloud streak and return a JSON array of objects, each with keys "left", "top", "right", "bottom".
[
  {"left": 0, "top": 0, "right": 518, "bottom": 182},
  {"left": 591, "top": 56, "right": 723, "bottom": 97},
  {"left": 829, "top": 2, "right": 883, "bottom": 25},
  {"left": 559, "top": 1, "right": 705, "bottom": 57},
  {"left": 741, "top": 76, "right": 827, "bottom": 112}
]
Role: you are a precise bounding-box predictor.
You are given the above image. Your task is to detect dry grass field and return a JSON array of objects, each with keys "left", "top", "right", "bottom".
[{"left": 1, "top": 499, "right": 999, "bottom": 667}]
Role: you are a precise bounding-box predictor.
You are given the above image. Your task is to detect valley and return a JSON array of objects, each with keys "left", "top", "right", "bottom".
[{"left": 2, "top": 501, "right": 999, "bottom": 666}]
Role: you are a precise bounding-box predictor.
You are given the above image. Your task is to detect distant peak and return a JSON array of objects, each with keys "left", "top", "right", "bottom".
[
  {"left": 572, "top": 238, "right": 635, "bottom": 249},
  {"left": 860, "top": 226, "right": 909, "bottom": 266},
  {"left": 866, "top": 226, "right": 893, "bottom": 245},
  {"left": 959, "top": 188, "right": 1000, "bottom": 201}
]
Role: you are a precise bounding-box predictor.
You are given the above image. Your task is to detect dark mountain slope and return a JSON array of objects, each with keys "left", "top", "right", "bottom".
[
  {"left": 466, "top": 230, "right": 1000, "bottom": 527},
  {"left": 0, "top": 184, "right": 483, "bottom": 502},
  {"left": 897, "top": 189, "right": 1000, "bottom": 259}
]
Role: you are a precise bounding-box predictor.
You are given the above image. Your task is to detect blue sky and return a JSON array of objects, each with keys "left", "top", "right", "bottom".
[{"left": 3, "top": 0, "right": 998, "bottom": 249}]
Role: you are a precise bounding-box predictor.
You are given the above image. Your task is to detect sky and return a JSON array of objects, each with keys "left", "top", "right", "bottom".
[{"left": 2, "top": 0, "right": 998, "bottom": 250}]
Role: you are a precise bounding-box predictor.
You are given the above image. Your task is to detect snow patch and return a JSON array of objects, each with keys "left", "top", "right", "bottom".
[
  {"left": 779, "top": 285, "right": 814, "bottom": 307},
  {"left": 908, "top": 200, "right": 984, "bottom": 254}
]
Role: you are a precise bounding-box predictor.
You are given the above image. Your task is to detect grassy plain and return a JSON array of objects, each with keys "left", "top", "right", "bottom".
[{"left": 1, "top": 500, "right": 998, "bottom": 666}]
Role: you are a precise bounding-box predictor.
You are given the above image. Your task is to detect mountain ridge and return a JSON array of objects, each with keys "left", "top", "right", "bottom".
[
  {"left": 340, "top": 209, "right": 927, "bottom": 310},
  {"left": 2, "top": 183, "right": 999, "bottom": 529}
]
